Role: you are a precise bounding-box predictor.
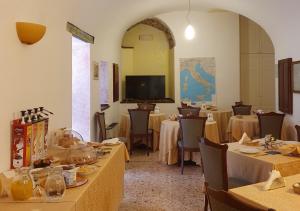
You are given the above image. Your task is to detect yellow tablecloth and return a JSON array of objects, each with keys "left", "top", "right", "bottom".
[
  {"left": 227, "top": 141, "right": 300, "bottom": 183},
  {"left": 230, "top": 174, "right": 300, "bottom": 211},
  {"left": 227, "top": 115, "right": 259, "bottom": 141},
  {"left": 227, "top": 115, "right": 295, "bottom": 141},
  {"left": 0, "top": 144, "right": 129, "bottom": 211},
  {"left": 200, "top": 110, "right": 232, "bottom": 142},
  {"left": 158, "top": 120, "right": 220, "bottom": 165},
  {"left": 119, "top": 113, "right": 166, "bottom": 151}
]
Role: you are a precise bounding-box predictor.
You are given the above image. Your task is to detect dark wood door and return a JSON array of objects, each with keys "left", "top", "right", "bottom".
[{"left": 278, "top": 58, "right": 293, "bottom": 114}]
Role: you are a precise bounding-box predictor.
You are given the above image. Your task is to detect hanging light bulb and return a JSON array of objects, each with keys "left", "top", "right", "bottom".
[
  {"left": 185, "top": 24, "right": 195, "bottom": 40},
  {"left": 184, "top": 0, "right": 195, "bottom": 40}
]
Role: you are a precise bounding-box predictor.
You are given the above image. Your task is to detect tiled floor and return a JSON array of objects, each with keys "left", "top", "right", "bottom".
[{"left": 119, "top": 150, "right": 205, "bottom": 211}]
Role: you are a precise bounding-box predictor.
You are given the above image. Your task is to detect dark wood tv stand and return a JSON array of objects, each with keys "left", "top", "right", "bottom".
[{"left": 120, "top": 98, "right": 175, "bottom": 104}]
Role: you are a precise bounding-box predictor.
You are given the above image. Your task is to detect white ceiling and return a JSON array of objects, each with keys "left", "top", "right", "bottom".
[{"left": 73, "top": 0, "right": 299, "bottom": 59}]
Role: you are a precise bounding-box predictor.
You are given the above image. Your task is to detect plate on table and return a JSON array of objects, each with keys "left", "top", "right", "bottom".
[
  {"left": 66, "top": 176, "right": 88, "bottom": 189},
  {"left": 239, "top": 148, "right": 260, "bottom": 154}
]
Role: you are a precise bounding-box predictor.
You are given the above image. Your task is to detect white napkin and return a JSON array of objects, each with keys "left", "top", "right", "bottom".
[
  {"left": 207, "top": 113, "right": 214, "bottom": 122},
  {"left": 238, "top": 132, "right": 252, "bottom": 144},
  {"left": 102, "top": 138, "right": 121, "bottom": 145},
  {"left": 263, "top": 170, "right": 285, "bottom": 191}
]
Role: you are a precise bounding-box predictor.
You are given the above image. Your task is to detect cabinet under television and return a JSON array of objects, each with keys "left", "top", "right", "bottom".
[{"left": 122, "top": 75, "right": 174, "bottom": 103}]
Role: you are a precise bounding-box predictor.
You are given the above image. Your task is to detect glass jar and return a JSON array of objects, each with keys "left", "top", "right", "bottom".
[
  {"left": 44, "top": 167, "right": 66, "bottom": 201},
  {"left": 11, "top": 168, "right": 33, "bottom": 200}
]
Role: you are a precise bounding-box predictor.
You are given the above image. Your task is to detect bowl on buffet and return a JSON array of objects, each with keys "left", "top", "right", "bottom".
[{"left": 47, "top": 128, "right": 97, "bottom": 166}]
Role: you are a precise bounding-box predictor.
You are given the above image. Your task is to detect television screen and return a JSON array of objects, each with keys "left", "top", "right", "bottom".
[{"left": 125, "top": 75, "right": 165, "bottom": 100}]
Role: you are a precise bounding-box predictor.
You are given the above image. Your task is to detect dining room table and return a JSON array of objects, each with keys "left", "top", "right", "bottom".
[
  {"left": 230, "top": 174, "right": 300, "bottom": 211},
  {"left": 200, "top": 109, "right": 232, "bottom": 142},
  {"left": 227, "top": 114, "right": 296, "bottom": 141},
  {"left": 0, "top": 143, "right": 129, "bottom": 211},
  {"left": 119, "top": 112, "right": 167, "bottom": 152},
  {"left": 227, "top": 139, "right": 300, "bottom": 183},
  {"left": 158, "top": 119, "right": 220, "bottom": 165}
]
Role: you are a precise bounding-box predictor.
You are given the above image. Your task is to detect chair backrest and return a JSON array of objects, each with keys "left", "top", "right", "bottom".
[
  {"left": 295, "top": 125, "right": 300, "bottom": 142},
  {"left": 235, "top": 101, "right": 243, "bottom": 106},
  {"left": 206, "top": 184, "right": 275, "bottom": 211},
  {"left": 232, "top": 105, "right": 252, "bottom": 115},
  {"left": 95, "top": 112, "right": 106, "bottom": 141},
  {"left": 128, "top": 109, "right": 151, "bottom": 135},
  {"left": 178, "top": 107, "right": 200, "bottom": 117},
  {"left": 179, "top": 116, "right": 207, "bottom": 148},
  {"left": 137, "top": 103, "right": 156, "bottom": 111},
  {"left": 181, "top": 102, "right": 189, "bottom": 108},
  {"left": 199, "top": 138, "right": 229, "bottom": 190},
  {"left": 258, "top": 112, "right": 285, "bottom": 140}
]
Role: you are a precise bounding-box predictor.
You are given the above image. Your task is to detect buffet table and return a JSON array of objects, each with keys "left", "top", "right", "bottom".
[
  {"left": 230, "top": 174, "right": 300, "bottom": 211},
  {"left": 227, "top": 140, "right": 300, "bottom": 183},
  {"left": 119, "top": 112, "right": 166, "bottom": 151},
  {"left": 158, "top": 120, "right": 219, "bottom": 165},
  {"left": 0, "top": 143, "right": 129, "bottom": 211}
]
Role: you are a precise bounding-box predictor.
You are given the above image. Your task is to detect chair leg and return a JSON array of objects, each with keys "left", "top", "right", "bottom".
[
  {"left": 130, "top": 134, "right": 133, "bottom": 155},
  {"left": 177, "top": 147, "right": 181, "bottom": 167},
  {"left": 204, "top": 194, "right": 208, "bottom": 211},
  {"left": 181, "top": 148, "right": 184, "bottom": 174},
  {"left": 147, "top": 135, "right": 150, "bottom": 156}
]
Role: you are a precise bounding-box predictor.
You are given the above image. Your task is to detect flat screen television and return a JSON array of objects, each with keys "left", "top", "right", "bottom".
[{"left": 125, "top": 75, "right": 165, "bottom": 100}]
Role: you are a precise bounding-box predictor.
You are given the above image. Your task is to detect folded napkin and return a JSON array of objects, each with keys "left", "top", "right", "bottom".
[
  {"left": 102, "top": 138, "right": 121, "bottom": 145},
  {"left": 207, "top": 113, "right": 214, "bottom": 122},
  {"left": 263, "top": 170, "right": 285, "bottom": 191},
  {"left": 238, "top": 132, "right": 252, "bottom": 144},
  {"left": 278, "top": 144, "right": 300, "bottom": 156}
]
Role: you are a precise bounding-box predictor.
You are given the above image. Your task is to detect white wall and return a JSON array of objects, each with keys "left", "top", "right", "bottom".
[
  {"left": 119, "top": 11, "right": 240, "bottom": 115},
  {"left": 0, "top": 0, "right": 122, "bottom": 171},
  {"left": 2, "top": 0, "right": 300, "bottom": 171}
]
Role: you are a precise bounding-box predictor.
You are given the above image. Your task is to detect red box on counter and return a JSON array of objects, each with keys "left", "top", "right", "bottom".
[{"left": 11, "top": 118, "right": 49, "bottom": 169}]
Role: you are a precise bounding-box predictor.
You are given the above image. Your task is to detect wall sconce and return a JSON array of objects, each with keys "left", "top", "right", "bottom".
[{"left": 16, "top": 22, "right": 46, "bottom": 45}]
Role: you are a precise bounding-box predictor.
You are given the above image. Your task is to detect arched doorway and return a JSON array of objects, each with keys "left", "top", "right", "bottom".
[{"left": 120, "top": 18, "right": 175, "bottom": 102}]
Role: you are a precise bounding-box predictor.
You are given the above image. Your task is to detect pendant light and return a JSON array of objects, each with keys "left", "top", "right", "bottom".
[{"left": 184, "top": 0, "right": 195, "bottom": 40}]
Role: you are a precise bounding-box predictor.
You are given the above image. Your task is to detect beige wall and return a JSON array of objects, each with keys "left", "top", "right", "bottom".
[
  {"left": 0, "top": 0, "right": 123, "bottom": 171},
  {"left": 121, "top": 24, "right": 171, "bottom": 98},
  {"left": 240, "top": 15, "right": 275, "bottom": 111},
  {"left": 119, "top": 11, "right": 240, "bottom": 115},
  {"left": 158, "top": 11, "right": 240, "bottom": 110}
]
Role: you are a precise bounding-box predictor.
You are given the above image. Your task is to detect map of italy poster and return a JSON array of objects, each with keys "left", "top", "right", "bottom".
[{"left": 180, "top": 57, "right": 216, "bottom": 102}]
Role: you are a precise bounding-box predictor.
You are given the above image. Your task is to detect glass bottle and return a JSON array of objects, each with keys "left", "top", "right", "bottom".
[
  {"left": 44, "top": 167, "right": 66, "bottom": 201},
  {"left": 11, "top": 168, "right": 33, "bottom": 200},
  {"left": 32, "top": 173, "right": 44, "bottom": 198}
]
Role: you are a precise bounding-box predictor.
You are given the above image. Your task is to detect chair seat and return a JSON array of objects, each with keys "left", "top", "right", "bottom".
[
  {"left": 228, "top": 177, "right": 252, "bottom": 189},
  {"left": 178, "top": 140, "right": 199, "bottom": 150},
  {"left": 117, "top": 136, "right": 127, "bottom": 143}
]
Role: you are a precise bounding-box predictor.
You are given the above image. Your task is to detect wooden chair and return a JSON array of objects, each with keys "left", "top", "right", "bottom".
[
  {"left": 128, "top": 109, "right": 153, "bottom": 156},
  {"left": 257, "top": 112, "right": 285, "bottom": 140},
  {"left": 205, "top": 183, "right": 275, "bottom": 211},
  {"left": 199, "top": 138, "right": 251, "bottom": 211},
  {"left": 95, "top": 112, "right": 127, "bottom": 145},
  {"left": 232, "top": 105, "right": 252, "bottom": 115},
  {"left": 177, "top": 116, "right": 207, "bottom": 174},
  {"left": 295, "top": 125, "right": 300, "bottom": 141},
  {"left": 235, "top": 101, "right": 243, "bottom": 106},
  {"left": 95, "top": 112, "right": 106, "bottom": 142},
  {"left": 181, "top": 101, "right": 189, "bottom": 108},
  {"left": 137, "top": 103, "right": 156, "bottom": 111},
  {"left": 178, "top": 107, "right": 200, "bottom": 117}
]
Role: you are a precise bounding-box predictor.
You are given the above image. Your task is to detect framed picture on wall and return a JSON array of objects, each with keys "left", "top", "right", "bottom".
[
  {"left": 293, "top": 61, "right": 300, "bottom": 93},
  {"left": 113, "top": 63, "right": 119, "bottom": 102},
  {"left": 93, "top": 61, "right": 99, "bottom": 80}
]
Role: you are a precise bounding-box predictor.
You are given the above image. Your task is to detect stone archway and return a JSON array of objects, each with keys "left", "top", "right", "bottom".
[
  {"left": 127, "top": 17, "right": 176, "bottom": 49},
  {"left": 121, "top": 17, "right": 175, "bottom": 101}
]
